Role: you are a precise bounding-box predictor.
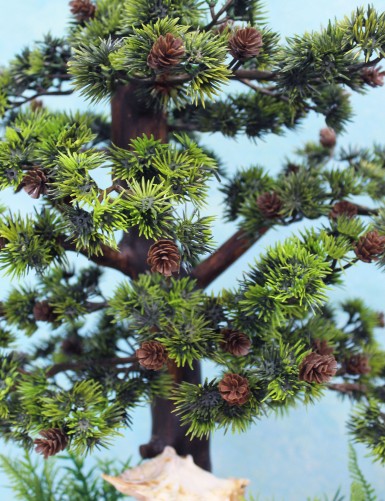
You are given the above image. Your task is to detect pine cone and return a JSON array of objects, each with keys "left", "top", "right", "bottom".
[
  {"left": 228, "top": 27, "right": 263, "bottom": 60},
  {"left": 361, "top": 66, "right": 385, "bottom": 87},
  {"left": 33, "top": 301, "right": 57, "bottom": 322},
  {"left": 136, "top": 341, "right": 167, "bottom": 370},
  {"left": 218, "top": 373, "right": 250, "bottom": 406},
  {"left": 354, "top": 230, "right": 385, "bottom": 263},
  {"left": 329, "top": 200, "right": 358, "bottom": 220},
  {"left": 221, "top": 329, "right": 251, "bottom": 356},
  {"left": 299, "top": 352, "right": 337, "bottom": 383},
  {"left": 147, "top": 239, "right": 180, "bottom": 277},
  {"left": 313, "top": 339, "right": 334, "bottom": 356},
  {"left": 147, "top": 33, "right": 185, "bottom": 70},
  {"left": 69, "top": 0, "right": 96, "bottom": 22},
  {"left": 320, "top": 128, "right": 336, "bottom": 148},
  {"left": 0, "top": 237, "right": 6, "bottom": 251},
  {"left": 22, "top": 168, "right": 47, "bottom": 199},
  {"left": 30, "top": 99, "right": 43, "bottom": 112},
  {"left": 345, "top": 354, "right": 371, "bottom": 375},
  {"left": 61, "top": 336, "right": 83, "bottom": 356},
  {"left": 34, "top": 428, "right": 68, "bottom": 459},
  {"left": 377, "top": 312, "right": 385, "bottom": 328},
  {"left": 256, "top": 192, "right": 283, "bottom": 219}
]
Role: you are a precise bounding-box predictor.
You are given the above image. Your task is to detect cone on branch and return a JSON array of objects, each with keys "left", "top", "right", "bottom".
[
  {"left": 377, "top": 312, "right": 385, "bottom": 328},
  {"left": 34, "top": 428, "right": 68, "bottom": 459},
  {"left": 299, "top": 352, "right": 337, "bottom": 383},
  {"left": 329, "top": 200, "right": 358, "bottom": 220},
  {"left": 147, "top": 239, "right": 181, "bottom": 277},
  {"left": 313, "top": 339, "right": 334, "bottom": 356},
  {"left": 361, "top": 66, "right": 385, "bottom": 87},
  {"left": 61, "top": 335, "right": 83, "bottom": 356},
  {"left": 228, "top": 27, "right": 263, "bottom": 60},
  {"left": 319, "top": 127, "right": 337, "bottom": 148},
  {"left": 345, "top": 354, "right": 371, "bottom": 375},
  {"left": 147, "top": 33, "right": 185, "bottom": 70},
  {"left": 218, "top": 373, "right": 250, "bottom": 406},
  {"left": 136, "top": 341, "right": 168, "bottom": 370},
  {"left": 30, "top": 99, "right": 43, "bottom": 112},
  {"left": 22, "top": 168, "right": 48, "bottom": 199},
  {"left": 0, "top": 237, "right": 6, "bottom": 251},
  {"left": 256, "top": 192, "right": 283, "bottom": 219},
  {"left": 69, "top": 0, "right": 96, "bottom": 23},
  {"left": 33, "top": 300, "right": 57, "bottom": 322},
  {"left": 221, "top": 329, "right": 251, "bottom": 357},
  {"left": 354, "top": 230, "right": 385, "bottom": 263}
]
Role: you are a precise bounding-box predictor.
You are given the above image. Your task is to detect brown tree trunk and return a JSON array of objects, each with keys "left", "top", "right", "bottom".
[{"left": 111, "top": 84, "right": 211, "bottom": 471}]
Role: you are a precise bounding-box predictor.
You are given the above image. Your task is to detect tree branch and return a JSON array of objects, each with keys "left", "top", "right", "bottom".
[
  {"left": 58, "top": 236, "right": 138, "bottom": 279},
  {"left": 204, "top": 0, "right": 234, "bottom": 31},
  {"left": 327, "top": 382, "right": 367, "bottom": 395},
  {"left": 45, "top": 356, "right": 137, "bottom": 377},
  {"left": 191, "top": 227, "right": 269, "bottom": 288}
]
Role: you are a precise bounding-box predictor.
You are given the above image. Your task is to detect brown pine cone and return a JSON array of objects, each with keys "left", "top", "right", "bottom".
[
  {"left": 136, "top": 341, "right": 167, "bottom": 370},
  {"left": 34, "top": 428, "right": 68, "bottom": 459},
  {"left": 361, "top": 66, "right": 385, "bottom": 87},
  {"left": 329, "top": 200, "right": 358, "bottom": 220},
  {"left": 354, "top": 230, "right": 385, "bottom": 263},
  {"left": 30, "top": 99, "right": 43, "bottom": 112},
  {"left": 345, "top": 354, "right": 371, "bottom": 375},
  {"left": 377, "top": 312, "right": 385, "bottom": 328},
  {"left": 313, "top": 339, "right": 334, "bottom": 356},
  {"left": 147, "top": 33, "right": 185, "bottom": 70},
  {"left": 33, "top": 301, "right": 57, "bottom": 322},
  {"left": 0, "top": 237, "right": 6, "bottom": 250},
  {"left": 22, "top": 168, "right": 47, "bottom": 199},
  {"left": 256, "top": 192, "right": 283, "bottom": 219},
  {"left": 299, "top": 352, "right": 337, "bottom": 383},
  {"left": 147, "top": 239, "right": 180, "bottom": 277},
  {"left": 69, "top": 0, "right": 96, "bottom": 22},
  {"left": 228, "top": 27, "right": 263, "bottom": 60},
  {"left": 218, "top": 373, "right": 250, "bottom": 406},
  {"left": 320, "top": 128, "right": 337, "bottom": 148},
  {"left": 221, "top": 329, "right": 251, "bottom": 356},
  {"left": 61, "top": 336, "right": 83, "bottom": 356}
]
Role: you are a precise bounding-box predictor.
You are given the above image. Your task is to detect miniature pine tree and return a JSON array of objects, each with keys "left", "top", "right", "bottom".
[{"left": 1, "top": 0, "right": 385, "bottom": 494}]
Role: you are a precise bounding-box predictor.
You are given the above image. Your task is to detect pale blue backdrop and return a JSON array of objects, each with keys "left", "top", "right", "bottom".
[{"left": 1, "top": 1, "right": 385, "bottom": 499}]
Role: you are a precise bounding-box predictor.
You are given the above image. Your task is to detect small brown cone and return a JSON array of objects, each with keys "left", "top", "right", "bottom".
[
  {"left": 0, "top": 237, "right": 6, "bottom": 251},
  {"left": 218, "top": 373, "right": 250, "bottom": 406},
  {"left": 313, "top": 339, "right": 334, "bottom": 356},
  {"left": 61, "top": 336, "right": 83, "bottom": 356},
  {"left": 147, "top": 33, "right": 185, "bottom": 70},
  {"left": 221, "top": 329, "right": 251, "bottom": 357},
  {"left": 320, "top": 128, "right": 336, "bottom": 148},
  {"left": 33, "top": 301, "right": 57, "bottom": 322},
  {"left": 361, "top": 66, "right": 385, "bottom": 87},
  {"left": 377, "top": 312, "right": 385, "bottom": 328},
  {"left": 147, "top": 240, "right": 180, "bottom": 277},
  {"left": 136, "top": 341, "right": 167, "bottom": 370},
  {"left": 256, "top": 192, "right": 283, "bottom": 219},
  {"left": 228, "top": 27, "right": 263, "bottom": 60},
  {"left": 299, "top": 352, "right": 337, "bottom": 384},
  {"left": 34, "top": 428, "right": 68, "bottom": 459},
  {"left": 345, "top": 354, "right": 371, "bottom": 375},
  {"left": 30, "top": 99, "right": 43, "bottom": 112},
  {"left": 22, "top": 168, "right": 47, "bottom": 199},
  {"left": 69, "top": 0, "right": 96, "bottom": 22},
  {"left": 354, "top": 230, "right": 385, "bottom": 263},
  {"left": 329, "top": 200, "right": 358, "bottom": 220}
]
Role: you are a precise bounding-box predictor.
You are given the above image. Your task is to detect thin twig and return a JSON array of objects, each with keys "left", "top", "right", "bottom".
[{"left": 204, "top": 0, "right": 234, "bottom": 30}]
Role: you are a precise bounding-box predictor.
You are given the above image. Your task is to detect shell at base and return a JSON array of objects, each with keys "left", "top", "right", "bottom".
[{"left": 102, "top": 446, "right": 249, "bottom": 501}]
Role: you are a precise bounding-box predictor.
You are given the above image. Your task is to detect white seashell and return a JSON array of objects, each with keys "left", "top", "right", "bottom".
[{"left": 102, "top": 445, "right": 249, "bottom": 501}]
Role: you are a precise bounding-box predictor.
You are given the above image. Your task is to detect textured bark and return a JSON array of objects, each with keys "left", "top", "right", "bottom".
[{"left": 111, "top": 84, "right": 211, "bottom": 470}]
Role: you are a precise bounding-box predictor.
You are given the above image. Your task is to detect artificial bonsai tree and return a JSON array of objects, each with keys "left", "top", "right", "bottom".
[{"left": 1, "top": 0, "right": 385, "bottom": 494}]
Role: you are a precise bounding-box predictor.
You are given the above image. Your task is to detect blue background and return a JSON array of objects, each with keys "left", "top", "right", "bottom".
[{"left": 1, "top": 1, "right": 385, "bottom": 499}]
